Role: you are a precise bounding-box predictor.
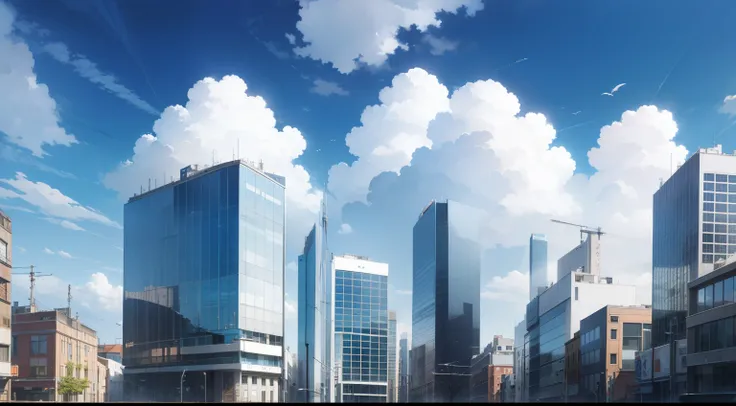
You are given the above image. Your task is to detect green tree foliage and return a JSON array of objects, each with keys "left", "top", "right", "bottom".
[{"left": 57, "top": 362, "right": 90, "bottom": 395}]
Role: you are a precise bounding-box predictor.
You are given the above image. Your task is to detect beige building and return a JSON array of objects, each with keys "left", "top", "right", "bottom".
[
  {"left": 12, "top": 308, "right": 103, "bottom": 402},
  {"left": 0, "top": 211, "right": 11, "bottom": 401},
  {"left": 94, "top": 358, "right": 107, "bottom": 403}
]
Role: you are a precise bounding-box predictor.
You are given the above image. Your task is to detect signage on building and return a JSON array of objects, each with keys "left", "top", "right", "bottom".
[
  {"left": 675, "top": 339, "right": 687, "bottom": 375},
  {"left": 635, "top": 349, "right": 652, "bottom": 382},
  {"left": 652, "top": 344, "right": 670, "bottom": 380}
]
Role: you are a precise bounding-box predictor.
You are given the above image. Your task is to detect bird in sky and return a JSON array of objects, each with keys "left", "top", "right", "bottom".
[
  {"left": 572, "top": 110, "right": 582, "bottom": 115},
  {"left": 602, "top": 83, "right": 626, "bottom": 97}
]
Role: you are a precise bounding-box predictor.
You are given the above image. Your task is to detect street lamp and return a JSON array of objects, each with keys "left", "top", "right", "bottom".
[
  {"left": 180, "top": 369, "right": 187, "bottom": 403},
  {"left": 204, "top": 372, "right": 207, "bottom": 402}
]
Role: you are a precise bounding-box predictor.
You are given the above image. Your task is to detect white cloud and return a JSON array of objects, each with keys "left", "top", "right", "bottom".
[
  {"left": 310, "top": 79, "right": 349, "bottom": 96},
  {"left": 395, "top": 289, "right": 412, "bottom": 295},
  {"left": 285, "top": 299, "right": 296, "bottom": 318},
  {"left": 84, "top": 272, "right": 122, "bottom": 312},
  {"left": 16, "top": 246, "right": 25, "bottom": 253},
  {"left": 422, "top": 33, "right": 458, "bottom": 56},
  {"left": 294, "top": 0, "right": 484, "bottom": 73},
  {"left": 338, "top": 223, "right": 353, "bottom": 234},
  {"left": 0, "top": 2, "right": 77, "bottom": 156},
  {"left": 57, "top": 250, "right": 73, "bottom": 259},
  {"left": 43, "top": 247, "right": 54, "bottom": 255},
  {"left": 103, "top": 75, "right": 322, "bottom": 255},
  {"left": 0, "top": 172, "right": 120, "bottom": 228},
  {"left": 42, "top": 42, "right": 159, "bottom": 115},
  {"left": 286, "top": 261, "right": 298, "bottom": 273},
  {"left": 327, "top": 68, "right": 450, "bottom": 210},
  {"left": 329, "top": 69, "right": 688, "bottom": 342},
  {"left": 482, "top": 270, "right": 528, "bottom": 303},
  {"left": 43, "top": 217, "right": 86, "bottom": 231},
  {"left": 721, "top": 95, "right": 736, "bottom": 116},
  {"left": 285, "top": 32, "right": 296, "bottom": 45}
]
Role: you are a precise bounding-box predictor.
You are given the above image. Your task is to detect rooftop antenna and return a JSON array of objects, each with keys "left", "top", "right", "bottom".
[
  {"left": 148, "top": 178, "right": 151, "bottom": 192},
  {"left": 11, "top": 265, "right": 53, "bottom": 313},
  {"left": 154, "top": 178, "right": 157, "bottom": 188},
  {"left": 67, "top": 284, "right": 72, "bottom": 316}
]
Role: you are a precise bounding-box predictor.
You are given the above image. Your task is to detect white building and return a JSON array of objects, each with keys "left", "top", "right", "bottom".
[
  {"left": 330, "top": 255, "right": 390, "bottom": 402},
  {"left": 97, "top": 357, "right": 124, "bottom": 402}
]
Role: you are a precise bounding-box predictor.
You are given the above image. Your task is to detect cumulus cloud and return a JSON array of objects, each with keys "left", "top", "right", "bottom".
[
  {"left": 329, "top": 68, "right": 688, "bottom": 341},
  {"left": 294, "top": 0, "right": 484, "bottom": 73},
  {"left": 85, "top": 272, "right": 123, "bottom": 312},
  {"left": 327, "top": 68, "right": 450, "bottom": 210},
  {"left": 0, "top": 2, "right": 77, "bottom": 156},
  {"left": 285, "top": 33, "right": 296, "bottom": 45},
  {"left": 0, "top": 172, "right": 120, "bottom": 228},
  {"left": 57, "top": 250, "right": 73, "bottom": 259},
  {"left": 310, "top": 79, "right": 349, "bottom": 96},
  {"left": 338, "top": 223, "right": 353, "bottom": 234},
  {"left": 42, "top": 41, "right": 159, "bottom": 115},
  {"left": 43, "top": 247, "right": 54, "bottom": 255},
  {"left": 721, "top": 95, "right": 736, "bottom": 116},
  {"left": 103, "top": 75, "right": 322, "bottom": 254},
  {"left": 421, "top": 34, "right": 458, "bottom": 56}
]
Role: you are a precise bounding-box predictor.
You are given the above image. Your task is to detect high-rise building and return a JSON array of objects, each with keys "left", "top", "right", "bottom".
[
  {"left": 0, "top": 211, "right": 11, "bottom": 401},
  {"left": 388, "top": 311, "right": 397, "bottom": 402},
  {"left": 652, "top": 145, "right": 736, "bottom": 350},
  {"left": 530, "top": 234, "right": 548, "bottom": 300},
  {"left": 297, "top": 200, "right": 331, "bottom": 402},
  {"left": 122, "top": 160, "right": 286, "bottom": 402},
  {"left": 398, "top": 333, "right": 409, "bottom": 402},
  {"left": 410, "top": 200, "right": 482, "bottom": 402},
  {"left": 331, "top": 254, "right": 389, "bottom": 402}
]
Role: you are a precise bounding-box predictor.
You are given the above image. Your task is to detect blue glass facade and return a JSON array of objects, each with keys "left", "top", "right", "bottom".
[
  {"left": 122, "top": 161, "right": 285, "bottom": 402},
  {"left": 410, "top": 200, "right": 481, "bottom": 402},
  {"left": 652, "top": 154, "right": 700, "bottom": 347},
  {"left": 530, "top": 234, "right": 548, "bottom": 300},
  {"left": 297, "top": 202, "right": 331, "bottom": 402},
  {"left": 333, "top": 261, "right": 389, "bottom": 403}
]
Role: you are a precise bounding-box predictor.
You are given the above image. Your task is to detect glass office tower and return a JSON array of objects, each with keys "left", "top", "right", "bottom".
[
  {"left": 529, "top": 234, "right": 548, "bottom": 300},
  {"left": 398, "top": 333, "right": 409, "bottom": 402},
  {"left": 331, "top": 254, "right": 389, "bottom": 403},
  {"left": 410, "top": 200, "right": 481, "bottom": 402},
  {"left": 652, "top": 146, "right": 736, "bottom": 349},
  {"left": 122, "top": 160, "right": 285, "bottom": 402},
  {"left": 388, "top": 311, "right": 397, "bottom": 402},
  {"left": 297, "top": 200, "right": 331, "bottom": 402}
]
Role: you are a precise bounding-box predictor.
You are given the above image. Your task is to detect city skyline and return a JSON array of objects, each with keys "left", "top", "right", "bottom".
[{"left": 2, "top": 0, "right": 736, "bottom": 360}]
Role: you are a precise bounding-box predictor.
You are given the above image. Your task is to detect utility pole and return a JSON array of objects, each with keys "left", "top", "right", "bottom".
[{"left": 11, "top": 265, "right": 52, "bottom": 313}]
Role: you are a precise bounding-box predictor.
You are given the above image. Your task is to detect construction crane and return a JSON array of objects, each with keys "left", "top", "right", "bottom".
[
  {"left": 551, "top": 219, "right": 605, "bottom": 244},
  {"left": 11, "top": 265, "right": 53, "bottom": 313}
]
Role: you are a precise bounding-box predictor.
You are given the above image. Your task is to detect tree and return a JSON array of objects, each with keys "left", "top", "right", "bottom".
[{"left": 58, "top": 362, "right": 90, "bottom": 397}]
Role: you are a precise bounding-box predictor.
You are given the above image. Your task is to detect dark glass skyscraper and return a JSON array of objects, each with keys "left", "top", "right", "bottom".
[
  {"left": 331, "top": 254, "right": 389, "bottom": 402},
  {"left": 399, "top": 333, "right": 409, "bottom": 402},
  {"left": 297, "top": 200, "right": 331, "bottom": 402},
  {"left": 410, "top": 200, "right": 481, "bottom": 402},
  {"left": 122, "top": 160, "right": 285, "bottom": 402}
]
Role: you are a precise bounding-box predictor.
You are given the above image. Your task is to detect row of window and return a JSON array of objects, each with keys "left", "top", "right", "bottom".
[
  {"left": 335, "top": 271, "right": 386, "bottom": 282},
  {"left": 694, "top": 275, "right": 736, "bottom": 314},
  {"left": 704, "top": 173, "right": 736, "bottom": 183},
  {"left": 702, "top": 212, "right": 736, "bottom": 224},
  {"left": 703, "top": 243, "right": 736, "bottom": 254},
  {"left": 702, "top": 202, "right": 736, "bottom": 213},
  {"left": 692, "top": 316, "right": 736, "bottom": 353},
  {"left": 704, "top": 192, "right": 736, "bottom": 203},
  {"left": 581, "top": 326, "right": 601, "bottom": 346}
]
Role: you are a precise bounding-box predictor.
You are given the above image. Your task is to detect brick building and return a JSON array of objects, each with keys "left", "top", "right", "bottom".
[
  {"left": 11, "top": 309, "right": 102, "bottom": 402},
  {"left": 470, "top": 336, "right": 514, "bottom": 402},
  {"left": 0, "top": 211, "right": 12, "bottom": 401}
]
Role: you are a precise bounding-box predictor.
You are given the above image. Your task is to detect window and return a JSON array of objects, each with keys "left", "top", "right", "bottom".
[
  {"left": 0, "top": 345, "right": 8, "bottom": 362},
  {"left": 727, "top": 278, "right": 736, "bottom": 305},
  {"left": 31, "top": 335, "right": 47, "bottom": 355},
  {"left": 505, "top": 345, "right": 512, "bottom": 350},
  {"left": 575, "top": 287, "right": 578, "bottom": 300},
  {"left": 269, "top": 378, "right": 274, "bottom": 386},
  {"left": 0, "top": 239, "right": 6, "bottom": 263},
  {"left": 262, "top": 391, "right": 266, "bottom": 402},
  {"left": 610, "top": 316, "right": 619, "bottom": 323},
  {"left": 715, "top": 281, "right": 724, "bottom": 307},
  {"left": 610, "top": 329, "right": 617, "bottom": 339},
  {"left": 251, "top": 376, "right": 257, "bottom": 384},
  {"left": 30, "top": 358, "right": 47, "bottom": 377},
  {"left": 610, "top": 353, "right": 617, "bottom": 364},
  {"left": 68, "top": 343, "right": 72, "bottom": 360}
]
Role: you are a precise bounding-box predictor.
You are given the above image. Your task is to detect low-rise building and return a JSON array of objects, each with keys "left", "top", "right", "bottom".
[
  {"left": 11, "top": 309, "right": 101, "bottom": 402},
  {"left": 97, "top": 344, "right": 122, "bottom": 363},
  {"left": 97, "top": 356, "right": 123, "bottom": 402},
  {"left": 0, "top": 211, "right": 12, "bottom": 401},
  {"left": 579, "top": 305, "right": 651, "bottom": 402},
  {"left": 470, "top": 337, "right": 514, "bottom": 402},
  {"left": 685, "top": 256, "right": 736, "bottom": 395},
  {"left": 499, "top": 374, "right": 514, "bottom": 402},
  {"left": 94, "top": 358, "right": 107, "bottom": 402}
]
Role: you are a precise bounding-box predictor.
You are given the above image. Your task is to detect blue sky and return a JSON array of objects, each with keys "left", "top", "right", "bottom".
[{"left": 1, "top": 0, "right": 735, "bottom": 352}]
